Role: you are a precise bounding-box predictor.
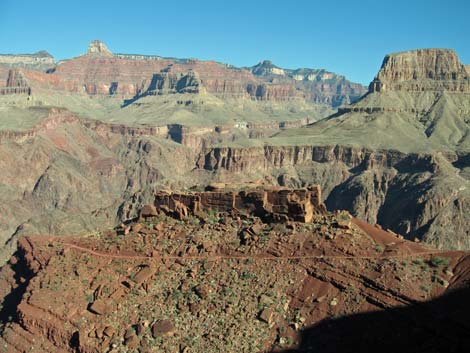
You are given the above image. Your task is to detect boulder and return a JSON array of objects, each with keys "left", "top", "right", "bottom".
[
  {"left": 140, "top": 204, "right": 158, "bottom": 218},
  {"left": 151, "top": 320, "right": 176, "bottom": 338},
  {"left": 259, "top": 308, "right": 275, "bottom": 325},
  {"left": 88, "top": 299, "right": 113, "bottom": 315}
]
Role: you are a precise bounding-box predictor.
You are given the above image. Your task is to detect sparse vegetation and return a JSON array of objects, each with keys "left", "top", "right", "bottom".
[{"left": 429, "top": 256, "right": 451, "bottom": 268}]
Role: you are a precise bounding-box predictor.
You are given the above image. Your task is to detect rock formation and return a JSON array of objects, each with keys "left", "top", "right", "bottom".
[
  {"left": 0, "top": 40, "right": 364, "bottom": 106},
  {"left": 369, "top": 48, "right": 470, "bottom": 92},
  {"left": 250, "top": 60, "right": 366, "bottom": 106},
  {"left": 153, "top": 185, "right": 325, "bottom": 222},
  {"left": 251, "top": 60, "right": 287, "bottom": 76},
  {"left": 136, "top": 71, "right": 201, "bottom": 97},
  {"left": 85, "top": 40, "right": 113, "bottom": 57},
  {"left": 0, "top": 51, "right": 55, "bottom": 87},
  {"left": 269, "top": 48, "right": 470, "bottom": 249},
  {"left": 0, "top": 43, "right": 469, "bottom": 352},
  {"left": 0, "top": 69, "right": 31, "bottom": 95},
  {"left": 0, "top": 51, "right": 54, "bottom": 69}
]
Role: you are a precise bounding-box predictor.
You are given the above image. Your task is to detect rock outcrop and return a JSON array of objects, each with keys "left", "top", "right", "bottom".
[
  {"left": 0, "top": 51, "right": 55, "bottom": 86},
  {"left": 153, "top": 185, "right": 325, "bottom": 222},
  {"left": 85, "top": 40, "right": 113, "bottom": 57},
  {"left": 250, "top": 60, "right": 366, "bottom": 106},
  {"left": 136, "top": 71, "right": 201, "bottom": 97},
  {"left": 0, "top": 51, "right": 54, "bottom": 70},
  {"left": 369, "top": 49, "right": 470, "bottom": 92},
  {"left": 0, "top": 69, "right": 31, "bottom": 95}
]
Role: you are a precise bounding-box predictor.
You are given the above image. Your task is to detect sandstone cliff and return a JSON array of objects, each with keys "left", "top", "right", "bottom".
[
  {"left": 85, "top": 39, "right": 113, "bottom": 57},
  {"left": 369, "top": 49, "right": 470, "bottom": 93},
  {"left": 0, "top": 51, "right": 54, "bottom": 71},
  {"left": 0, "top": 70, "right": 31, "bottom": 95},
  {"left": 278, "top": 48, "right": 470, "bottom": 152},
  {"left": 136, "top": 71, "right": 201, "bottom": 97}
]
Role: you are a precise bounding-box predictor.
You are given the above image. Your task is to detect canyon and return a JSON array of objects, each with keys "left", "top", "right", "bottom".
[
  {"left": 0, "top": 40, "right": 469, "bottom": 352},
  {"left": 0, "top": 44, "right": 468, "bottom": 264}
]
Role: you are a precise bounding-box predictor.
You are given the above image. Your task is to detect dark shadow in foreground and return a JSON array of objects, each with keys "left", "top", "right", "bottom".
[{"left": 274, "top": 286, "right": 470, "bottom": 353}]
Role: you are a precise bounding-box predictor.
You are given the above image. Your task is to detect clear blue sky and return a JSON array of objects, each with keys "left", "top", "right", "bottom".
[{"left": 0, "top": 0, "right": 469, "bottom": 85}]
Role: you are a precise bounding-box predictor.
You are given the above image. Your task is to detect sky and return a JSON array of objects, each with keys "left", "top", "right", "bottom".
[{"left": 0, "top": 0, "right": 469, "bottom": 85}]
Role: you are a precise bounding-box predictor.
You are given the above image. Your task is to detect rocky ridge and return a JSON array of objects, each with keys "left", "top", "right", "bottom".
[
  {"left": 0, "top": 189, "right": 469, "bottom": 352},
  {"left": 0, "top": 51, "right": 54, "bottom": 73}
]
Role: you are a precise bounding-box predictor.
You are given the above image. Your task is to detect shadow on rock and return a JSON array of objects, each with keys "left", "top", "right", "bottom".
[{"left": 274, "top": 286, "right": 470, "bottom": 353}]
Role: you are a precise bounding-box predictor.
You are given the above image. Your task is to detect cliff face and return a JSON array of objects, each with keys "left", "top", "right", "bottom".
[
  {"left": 0, "top": 51, "right": 54, "bottom": 71},
  {"left": 0, "top": 51, "right": 55, "bottom": 88},
  {"left": 11, "top": 40, "right": 364, "bottom": 106},
  {"left": 138, "top": 71, "right": 201, "bottom": 96},
  {"left": 276, "top": 47, "right": 470, "bottom": 153},
  {"left": 251, "top": 60, "right": 366, "bottom": 105},
  {"left": 86, "top": 39, "right": 113, "bottom": 57},
  {"left": 369, "top": 49, "right": 470, "bottom": 92},
  {"left": 0, "top": 69, "right": 31, "bottom": 95},
  {"left": 197, "top": 145, "right": 469, "bottom": 250}
]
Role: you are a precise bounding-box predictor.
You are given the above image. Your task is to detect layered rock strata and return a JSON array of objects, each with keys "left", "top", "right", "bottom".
[
  {"left": 369, "top": 49, "right": 470, "bottom": 93},
  {"left": 0, "top": 70, "right": 31, "bottom": 95},
  {"left": 2, "top": 40, "right": 364, "bottom": 106},
  {"left": 152, "top": 185, "right": 325, "bottom": 223}
]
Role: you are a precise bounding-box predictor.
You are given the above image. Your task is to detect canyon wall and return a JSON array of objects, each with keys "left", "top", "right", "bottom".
[
  {"left": 0, "top": 70, "right": 31, "bottom": 95},
  {"left": 195, "top": 145, "right": 469, "bottom": 250},
  {"left": 3, "top": 40, "right": 365, "bottom": 106}
]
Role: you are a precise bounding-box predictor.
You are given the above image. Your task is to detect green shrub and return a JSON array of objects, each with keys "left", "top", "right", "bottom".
[{"left": 429, "top": 256, "right": 450, "bottom": 267}]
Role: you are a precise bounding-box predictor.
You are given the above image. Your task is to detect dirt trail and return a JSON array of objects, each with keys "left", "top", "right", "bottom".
[{"left": 62, "top": 242, "right": 443, "bottom": 261}]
